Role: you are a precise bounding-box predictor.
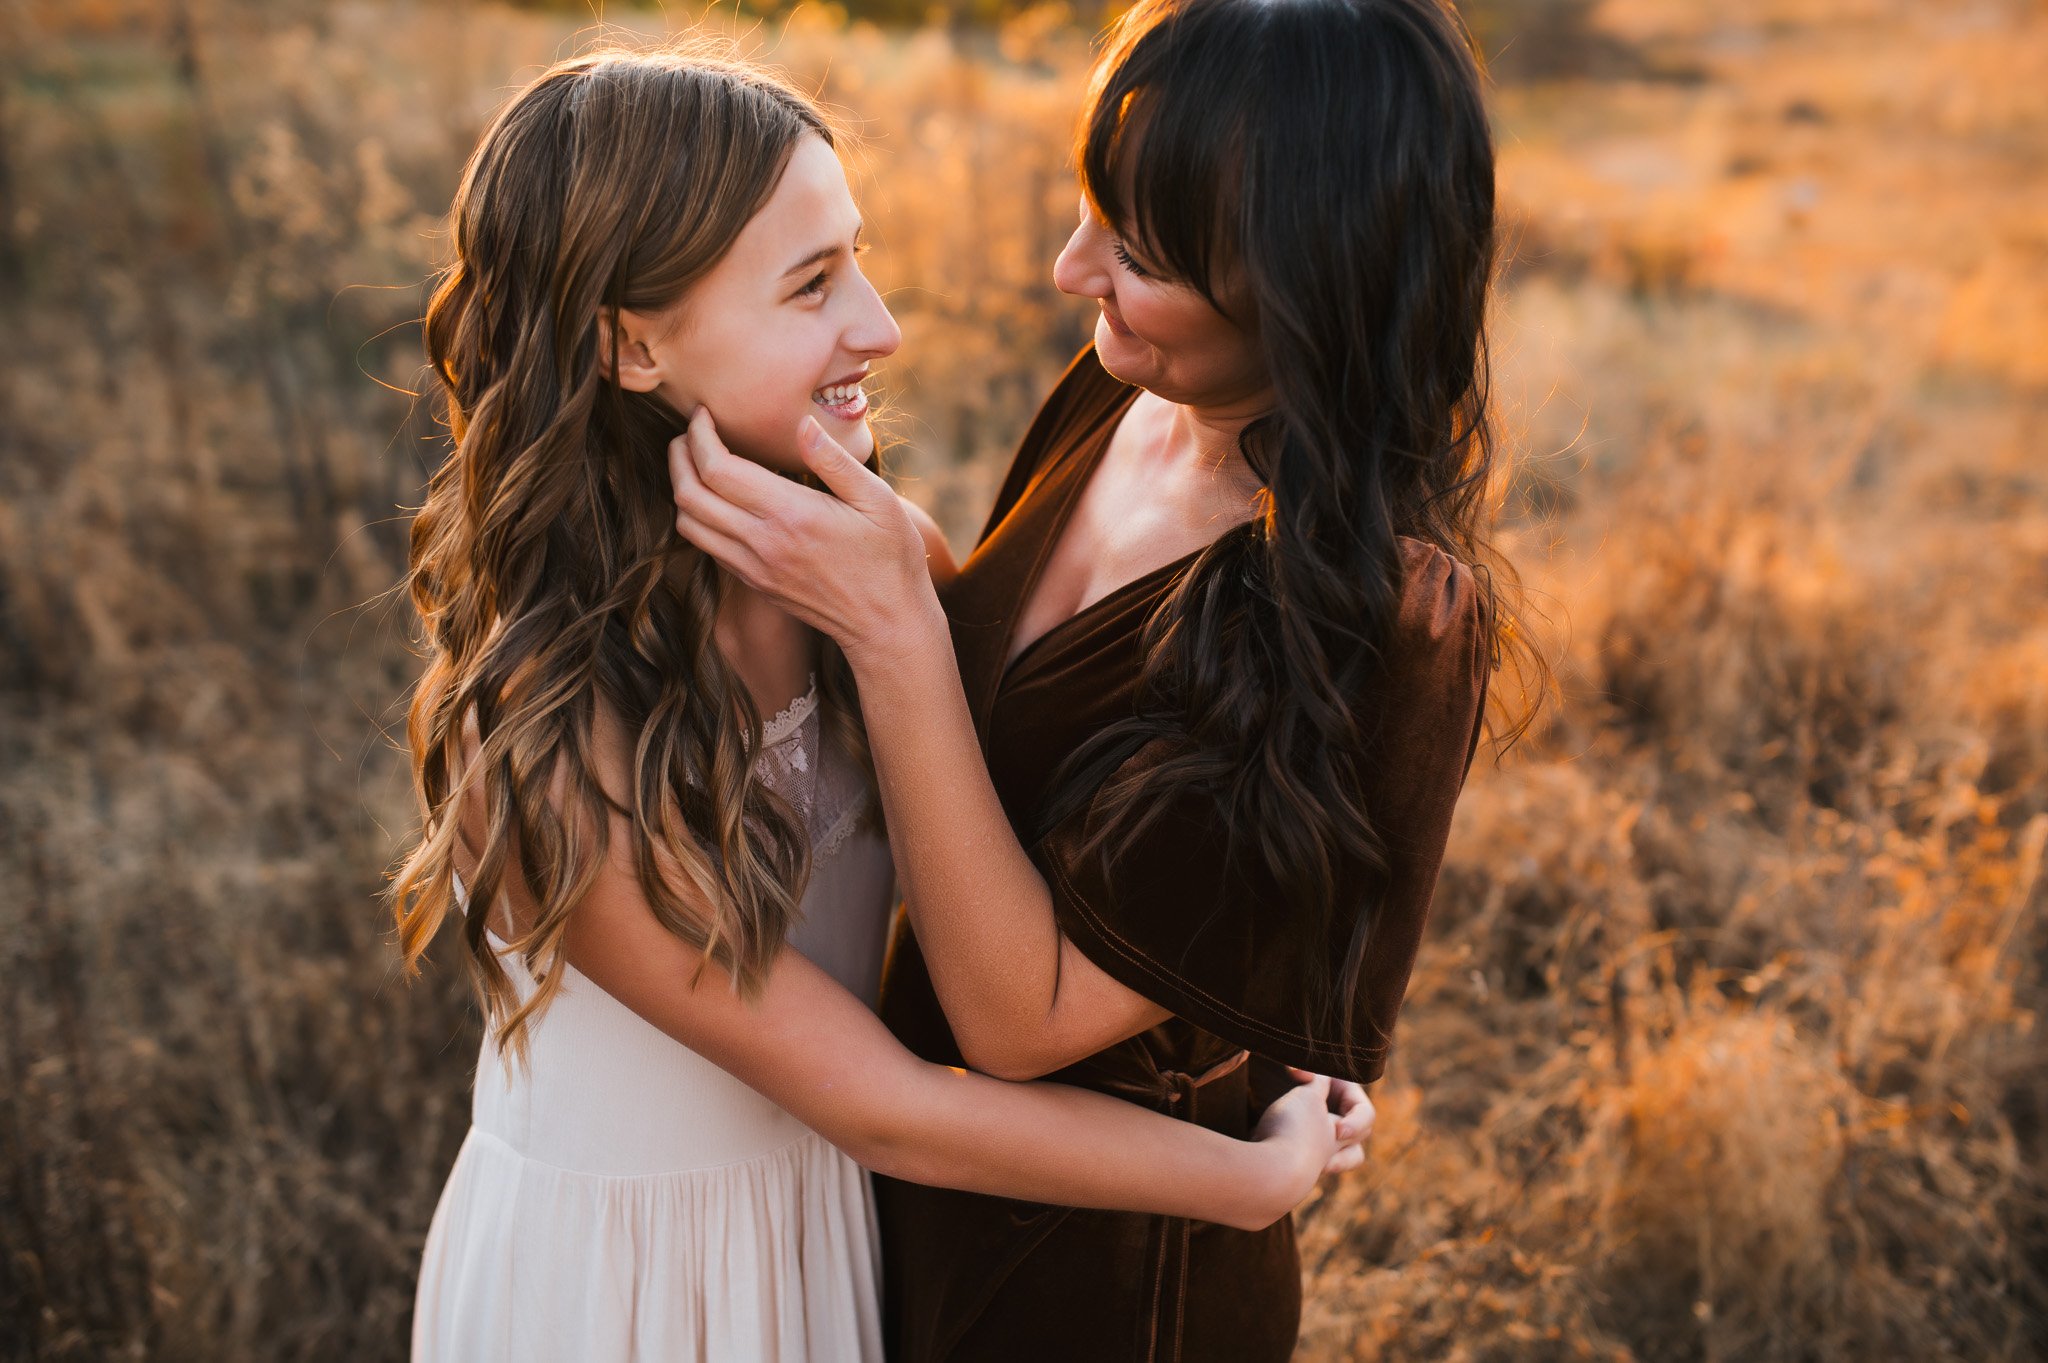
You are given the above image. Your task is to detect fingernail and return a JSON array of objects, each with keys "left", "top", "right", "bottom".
[{"left": 800, "top": 416, "right": 823, "bottom": 450}]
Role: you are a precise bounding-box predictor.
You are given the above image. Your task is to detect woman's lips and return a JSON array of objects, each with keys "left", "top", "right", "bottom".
[{"left": 1100, "top": 304, "right": 1133, "bottom": 338}]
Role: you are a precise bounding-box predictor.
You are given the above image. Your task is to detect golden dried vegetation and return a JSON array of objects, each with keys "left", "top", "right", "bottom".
[{"left": 0, "top": 0, "right": 2041, "bottom": 1359}]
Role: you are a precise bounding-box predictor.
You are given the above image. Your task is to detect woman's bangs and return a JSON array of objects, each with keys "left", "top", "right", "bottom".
[{"left": 1078, "top": 57, "right": 1243, "bottom": 302}]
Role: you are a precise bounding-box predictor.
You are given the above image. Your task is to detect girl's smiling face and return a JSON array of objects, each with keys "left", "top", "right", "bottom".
[
  {"left": 608, "top": 135, "right": 900, "bottom": 472},
  {"left": 1051, "top": 195, "right": 1269, "bottom": 416}
]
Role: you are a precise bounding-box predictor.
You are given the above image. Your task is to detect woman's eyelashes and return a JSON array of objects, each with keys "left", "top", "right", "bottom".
[{"left": 1111, "top": 241, "right": 1151, "bottom": 279}]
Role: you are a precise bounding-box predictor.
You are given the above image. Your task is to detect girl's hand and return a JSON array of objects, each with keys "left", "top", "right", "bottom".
[
  {"left": 667, "top": 408, "right": 947, "bottom": 668},
  {"left": 1248, "top": 1071, "right": 1344, "bottom": 1224},
  {"left": 1289, "top": 1066, "right": 1375, "bottom": 1178},
  {"left": 1246, "top": 1067, "right": 1376, "bottom": 1224}
]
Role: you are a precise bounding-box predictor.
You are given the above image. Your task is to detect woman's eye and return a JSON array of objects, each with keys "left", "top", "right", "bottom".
[
  {"left": 795, "top": 270, "right": 830, "bottom": 300},
  {"left": 1111, "top": 242, "right": 1150, "bottom": 279}
]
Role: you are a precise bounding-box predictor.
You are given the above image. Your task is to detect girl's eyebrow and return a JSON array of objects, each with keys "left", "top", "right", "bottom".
[{"left": 778, "top": 221, "right": 865, "bottom": 279}]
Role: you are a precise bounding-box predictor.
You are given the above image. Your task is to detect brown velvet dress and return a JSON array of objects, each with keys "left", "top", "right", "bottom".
[{"left": 874, "top": 346, "right": 1493, "bottom": 1362}]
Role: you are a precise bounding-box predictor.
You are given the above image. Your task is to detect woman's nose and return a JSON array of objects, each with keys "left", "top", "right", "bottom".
[{"left": 1052, "top": 221, "right": 1107, "bottom": 301}]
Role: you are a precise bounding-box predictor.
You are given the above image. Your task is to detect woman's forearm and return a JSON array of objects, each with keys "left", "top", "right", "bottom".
[
  {"left": 665, "top": 419, "right": 1168, "bottom": 1072},
  {"left": 843, "top": 606, "right": 1087, "bottom": 1062}
]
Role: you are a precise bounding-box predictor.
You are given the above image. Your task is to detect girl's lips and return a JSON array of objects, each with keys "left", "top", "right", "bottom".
[
  {"left": 813, "top": 388, "right": 870, "bottom": 422},
  {"left": 1100, "top": 304, "right": 1134, "bottom": 338}
]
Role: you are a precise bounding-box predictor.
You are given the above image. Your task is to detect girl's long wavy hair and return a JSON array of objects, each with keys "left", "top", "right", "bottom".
[
  {"left": 388, "top": 46, "right": 868, "bottom": 1060},
  {"left": 1046, "top": 0, "right": 1550, "bottom": 1051}
]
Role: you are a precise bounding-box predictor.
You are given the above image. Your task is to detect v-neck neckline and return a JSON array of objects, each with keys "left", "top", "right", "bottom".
[
  {"left": 999, "top": 546, "right": 1203, "bottom": 686},
  {"left": 995, "top": 382, "right": 1205, "bottom": 688}
]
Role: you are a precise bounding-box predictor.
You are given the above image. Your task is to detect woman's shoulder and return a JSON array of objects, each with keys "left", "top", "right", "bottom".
[
  {"left": 1391, "top": 535, "right": 1482, "bottom": 648},
  {"left": 1384, "top": 535, "right": 1492, "bottom": 776}
]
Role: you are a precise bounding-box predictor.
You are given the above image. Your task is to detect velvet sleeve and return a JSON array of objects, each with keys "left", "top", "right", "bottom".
[{"left": 1032, "top": 544, "right": 1492, "bottom": 1083}]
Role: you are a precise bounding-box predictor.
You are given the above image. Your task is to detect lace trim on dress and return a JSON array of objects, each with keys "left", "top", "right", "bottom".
[
  {"left": 760, "top": 674, "right": 820, "bottom": 749},
  {"left": 746, "top": 673, "right": 873, "bottom": 866},
  {"left": 813, "top": 800, "right": 870, "bottom": 863}
]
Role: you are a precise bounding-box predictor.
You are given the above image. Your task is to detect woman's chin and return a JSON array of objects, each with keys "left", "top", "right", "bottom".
[{"left": 1091, "top": 320, "right": 1155, "bottom": 390}]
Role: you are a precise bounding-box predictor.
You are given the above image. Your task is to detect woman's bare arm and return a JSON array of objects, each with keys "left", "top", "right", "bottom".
[{"left": 669, "top": 416, "right": 1197, "bottom": 1082}]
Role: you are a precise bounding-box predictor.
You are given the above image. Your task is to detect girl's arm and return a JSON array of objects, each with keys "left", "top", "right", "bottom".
[
  {"left": 899, "top": 493, "right": 960, "bottom": 589},
  {"left": 452, "top": 714, "right": 1355, "bottom": 1234},
  {"left": 668, "top": 415, "right": 1313, "bottom": 1085}
]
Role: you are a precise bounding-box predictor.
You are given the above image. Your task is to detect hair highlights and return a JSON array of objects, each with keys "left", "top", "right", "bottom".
[{"left": 388, "top": 44, "right": 867, "bottom": 1061}]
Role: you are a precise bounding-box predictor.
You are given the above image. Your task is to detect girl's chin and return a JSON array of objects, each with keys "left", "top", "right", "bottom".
[
  {"left": 726, "top": 421, "right": 874, "bottom": 476},
  {"left": 834, "top": 420, "right": 876, "bottom": 461}
]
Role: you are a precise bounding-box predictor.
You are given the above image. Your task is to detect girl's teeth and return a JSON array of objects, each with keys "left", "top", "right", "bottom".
[{"left": 813, "top": 381, "right": 864, "bottom": 405}]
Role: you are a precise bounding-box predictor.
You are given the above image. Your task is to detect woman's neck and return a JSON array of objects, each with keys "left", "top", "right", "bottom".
[{"left": 1132, "top": 393, "right": 1269, "bottom": 508}]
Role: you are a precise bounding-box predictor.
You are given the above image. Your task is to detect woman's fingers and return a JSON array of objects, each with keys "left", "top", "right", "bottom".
[
  {"left": 668, "top": 428, "right": 763, "bottom": 546},
  {"left": 1285, "top": 1069, "right": 1375, "bottom": 1141},
  {"left": 797, "top": 416, "right": 895, "bottom": 513},
  {"left": 680, "top": 407, "right": 789, "bottom": 519},
  {"left": 672, "top": 505, "right": 770, "bottom": 586},
  {"left": 1320, "top": 1141, "right": 1366, "bottom": 1177}
]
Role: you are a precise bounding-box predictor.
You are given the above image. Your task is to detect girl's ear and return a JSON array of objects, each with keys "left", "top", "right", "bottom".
[{"left": 597, "top": 308, "right": 664, "bottom": 394}]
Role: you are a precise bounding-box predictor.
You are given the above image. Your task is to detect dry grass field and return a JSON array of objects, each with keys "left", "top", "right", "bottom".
[{"left": 1, "top": 0, "right": 2043, "bottom": 1359}]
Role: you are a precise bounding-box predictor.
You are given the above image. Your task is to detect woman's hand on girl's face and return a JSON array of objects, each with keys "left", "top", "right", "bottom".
[{"left": 668, "top": 407, "right": 946, "bottom": 665}]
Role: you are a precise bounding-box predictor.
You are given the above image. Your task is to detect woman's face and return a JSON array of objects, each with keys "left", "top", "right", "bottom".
[
  {"left": 1052, "top": 195, "right": 1269, "bottom": 416},
  {"left": 612, "top": 135, "right": 900, "bottom": 472}
]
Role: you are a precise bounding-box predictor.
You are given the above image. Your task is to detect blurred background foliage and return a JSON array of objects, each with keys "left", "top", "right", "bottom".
[{"left": 2, "top": 0, "right": 2045, "bottom": 1359}]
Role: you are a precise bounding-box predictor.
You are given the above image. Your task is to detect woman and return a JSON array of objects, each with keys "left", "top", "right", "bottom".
[
  {"left": 390, "top": 44, "right": 1369, "bottom": 1363},
  {"left": 668, "top": 0, "right": 1543, "bottom": 1356}
]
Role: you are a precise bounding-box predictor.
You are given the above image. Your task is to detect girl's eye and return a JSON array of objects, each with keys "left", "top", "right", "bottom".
[
  {"left": 1111, "top": 242, "right": 1150, "bottom": 279},
  {"left": 795, "top": 270, "right": 830, "bottom": 301}
]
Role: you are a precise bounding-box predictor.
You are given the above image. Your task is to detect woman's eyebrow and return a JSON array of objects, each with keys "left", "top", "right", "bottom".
[{"left": 778, "top": 221, "right": 865, "bottom": 279}]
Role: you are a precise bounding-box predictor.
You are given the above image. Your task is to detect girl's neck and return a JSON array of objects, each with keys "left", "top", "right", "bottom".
[{"left": 713, "top": 572, "right": 818, "bottom": 713}]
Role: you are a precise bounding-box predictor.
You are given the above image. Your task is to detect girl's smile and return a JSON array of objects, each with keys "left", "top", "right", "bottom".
[
  {"left": 812, "top": 367, "right": 871, "bottom": 422},
  {"left": 605, "top": 135, "right": 900, "bottom": 474}
]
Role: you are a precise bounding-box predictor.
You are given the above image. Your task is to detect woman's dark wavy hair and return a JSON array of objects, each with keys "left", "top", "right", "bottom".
[
  {"left": 388, "top": 45, "right": 870, "bottom": 1062},
  {"left": 1046, "top": 0, "right": 1548, "bottom": 1052}
]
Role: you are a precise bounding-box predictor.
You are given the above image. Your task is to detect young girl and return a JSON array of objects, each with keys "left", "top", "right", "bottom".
[{"left": 389, "top": 45, "right": 1368, "bottom": 1363}]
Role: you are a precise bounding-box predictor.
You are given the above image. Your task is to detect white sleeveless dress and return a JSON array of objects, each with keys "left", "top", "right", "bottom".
[{"left": 412, "top": 681, "right": 895, "bottom": 1362}]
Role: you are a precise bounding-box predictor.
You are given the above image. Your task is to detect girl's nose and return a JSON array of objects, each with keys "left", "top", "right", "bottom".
[{"left": 847, "top": 270, "right": 902, "bottom": 360}]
